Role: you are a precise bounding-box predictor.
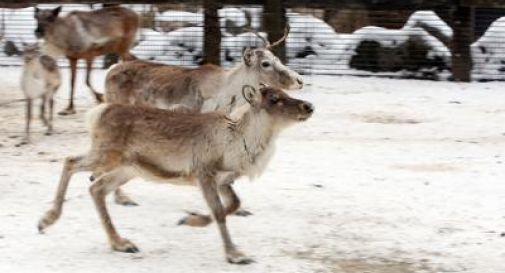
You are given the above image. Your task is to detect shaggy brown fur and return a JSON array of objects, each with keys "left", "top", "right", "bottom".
[
  {"left": 34, "top": 6, "right": 139, "bottom": 115},
  {"left": 38, "top": 86, "right": 314, "bottom": 264}
]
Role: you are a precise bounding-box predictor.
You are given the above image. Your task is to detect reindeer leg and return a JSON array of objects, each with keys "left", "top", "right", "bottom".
[
  {"left": 18, "top": 98, "right": 32, "bottom": 146},
  {"left": 38, "top": 155, "right": 93, "bottom": 232},
  {"left": 58, "top": 58, "right": 77, "bottom": 115},
  {"left": 90, "top": 169, "right": 138, "bottom": 253},
  {"left": 85, "top": 58, "right": 103, "bottom": 103},
  {"left": 46, "top": 96, "right": 54, "bottom": 135},
  {"left": 113, "top": 188, "right": 138, "bottom": 206},
  {"left": 39, "top": 94, "right": 49, "bottom": 127},
  {"left": 198, "top": 173, "right": 253, "bottom": 264},
  {"left": 178, "top": 184, "right": 247, "bottom": 227}
]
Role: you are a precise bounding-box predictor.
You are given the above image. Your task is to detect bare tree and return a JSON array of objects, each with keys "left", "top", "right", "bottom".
[
  {"left": 264, "top": 0, "right": 287, "bottom": 63},
  {"left": 203, "top": 0, "right": 221, "bottom": 65}
]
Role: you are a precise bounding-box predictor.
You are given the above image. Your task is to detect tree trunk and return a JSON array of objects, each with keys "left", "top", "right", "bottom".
[
  {"left": 264, "top": 0, "right": 287, "bottom": 62},
  {"left": 203, "top": 0, "right": 221, "bottom": 65},
  {"left": 450, "top": 6, "right": 474, "bottom": 82}
]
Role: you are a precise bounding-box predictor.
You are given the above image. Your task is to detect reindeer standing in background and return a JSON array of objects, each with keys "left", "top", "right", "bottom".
[
  {"left": 38, "top": 86, "right": 314, "bottom": 264},
  {"left": 105, "top": 27, "right": 302, "bottom": 209},
  {"left": 19, "top": 45, "right": 61, "bottom": 145},
  {"left": 34, "top": 6, "right": 138, "bottom": 115},
  {"left": 105, "top": 26, "right": 301, "bottom": 114}
]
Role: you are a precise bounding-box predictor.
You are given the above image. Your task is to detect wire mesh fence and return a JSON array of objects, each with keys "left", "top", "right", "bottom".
[{"left": 0, "top": 3, "right": 504, "bottom": 81}]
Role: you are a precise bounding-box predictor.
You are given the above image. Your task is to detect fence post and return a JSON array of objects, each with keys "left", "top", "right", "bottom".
[
  {"left": 203, "top": 0, "right": 221, "bottom": 65},
  {"left": 264, "top": 0, "right": 287, "bottom": 63},
  {"left": 450, "top": 5, "right": 474, "bottom": 82}
]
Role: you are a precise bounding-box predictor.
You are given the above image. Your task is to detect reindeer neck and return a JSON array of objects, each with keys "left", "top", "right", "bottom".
[
  {"left": 223, "top": 63, "right": 261, "bottom": 96},
  {"left": 230, "top": 108, "right": 277, "bottom": 164}
]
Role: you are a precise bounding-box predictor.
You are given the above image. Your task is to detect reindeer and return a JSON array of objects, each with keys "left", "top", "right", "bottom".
[
  {"left": 38, "top": 85, "right": 314, "bottom": 264},
  {"left": 105, "top": 26, "right": 301, "bottom": 113},
  {"left": 34, "top": 5, "right": 139, "bottom": 115},
  {"left": 105, "top": 26, "right": 303, "bottom": 207},
  {"left": 19, "top": 44, "right": 61, "bottom": 145}
]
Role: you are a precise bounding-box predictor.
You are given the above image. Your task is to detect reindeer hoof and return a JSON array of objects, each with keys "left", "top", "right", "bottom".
[
  {"left": 177, "top": 211, "right": 212, "bottom": 227},
  {"left": 120, "top": 200, "right": 138, "bottom": 207},
  {"left": 234, "top": 209, "right": 253, "bottom": 217},
  {"left": 125, "top": 246, "right": 140, "bottom": 253},
  {"left": 58, "top": 108, "right": 76, "bottom": 116},
  {"left": 114, "top": 195, "right": 139, "bottom": 206},
  {"left": 44, "top": 131, "right": 53, "bottom": 136},
  {"left": 95, "top": 93, "right": 104, "bottom": 103},
  {"left": 38, "top": 209, "right": 60, "bottom": 233},
  {"left": 112, "top": 238, "right": 139, "bottom": 253},
  {"left": 226, "top": 250, "right": 254, "bottom": 265}
]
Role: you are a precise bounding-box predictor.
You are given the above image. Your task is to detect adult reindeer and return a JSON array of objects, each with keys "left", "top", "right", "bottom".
[
  {"left": 105, "top": 26, "right": 302, "bottom": 208},
  {"left": 38, "top": 85, "right": 314, "bottom": 264},
  {"left": 34, "top": 6, "right": 139, "bottom": 115},
  {"left": 105, "top": 26, "right": 301, "bottom": 114}
]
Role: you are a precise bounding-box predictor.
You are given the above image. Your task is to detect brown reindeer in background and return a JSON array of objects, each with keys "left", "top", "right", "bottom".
[
  {"left": 38, "top": 85, "right": 314, "bottom": 264},
  {"left": 34, "top": 6, "right": 138, "bottom": 115}
]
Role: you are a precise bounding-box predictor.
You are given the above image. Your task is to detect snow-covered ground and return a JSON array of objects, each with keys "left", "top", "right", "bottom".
[{"left": 1, "top": 67, "right": 505, "bottom": 273}]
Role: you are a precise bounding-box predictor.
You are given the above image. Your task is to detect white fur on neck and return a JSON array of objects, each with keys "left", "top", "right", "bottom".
[
  {"left": 201, "top": 63, "right": 259, "bottom": 113},
  {"left": 224, "top": 107, "right": 278, "bottom": 180}
]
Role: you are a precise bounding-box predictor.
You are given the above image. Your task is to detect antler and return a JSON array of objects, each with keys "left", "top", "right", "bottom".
[
  {"left": 267, "top": 25, "right": 290, "bottom": 50},
  {"left": 249, "top": 24, "right": 290, "bottom": 49},
  {"left": 249, "top": 29, "right": 269, "bottom": 47}
]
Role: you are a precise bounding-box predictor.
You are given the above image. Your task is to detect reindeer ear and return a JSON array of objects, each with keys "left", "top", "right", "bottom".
[
  {"left": 242, "top": 47, "right": 254, "bottom": 67},
  {"left": 242, "top": 85, "right": 258, "bottom": 105},
  {"left": 53, "top": 6, "right": 62, "bottom": 17}
]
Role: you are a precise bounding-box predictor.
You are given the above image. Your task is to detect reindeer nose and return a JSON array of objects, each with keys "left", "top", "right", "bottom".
[
  {"left": 34, "top": 28, "right": 43, "bottom": 38},
  {"left": 300, "top": 102, "right": 314, "bottom": 114}
]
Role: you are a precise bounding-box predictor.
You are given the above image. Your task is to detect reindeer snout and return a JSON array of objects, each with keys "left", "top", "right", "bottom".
[
  {"left": 300, "top": 102, "right": 314, "bottom": 114},
  {"left": 34, "top": 27, "right": 44, "bottom": 38}
]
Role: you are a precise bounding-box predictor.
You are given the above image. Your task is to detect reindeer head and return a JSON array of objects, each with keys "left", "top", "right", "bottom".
[
  {"left": 22, "top": 43, "right": 41, "bottom": 63},
  {"left": 242, "top": 26, "right": 303, "bottom": 90},
  {"left": 242, "top": 85, "right": 314, "bottom": 124},
  {"left": 34, "top": 6, "right": 62, "bottom": 39}
]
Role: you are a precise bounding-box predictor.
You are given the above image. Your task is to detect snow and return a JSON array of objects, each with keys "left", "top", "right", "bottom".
[
  {"left": 471, "top": 16, "right": 505, "bottom": 81},
  {"left": 404, "top": 11, "right": 453, "bottom": 38},
  {"left": 1, "top": 67, "right": 505, "bottom": 272},
  {"left": 155, "top": 10, "right": 204, "bottom": 30},
  {"left": 131, "top": 29, "right": 168, "bottom": 61},
  {"left": 219, "top": 7, "right": 247, "bottom": 28}
]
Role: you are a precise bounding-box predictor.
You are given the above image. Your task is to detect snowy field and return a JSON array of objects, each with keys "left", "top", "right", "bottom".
[{"left": 1, "top": 67, "right": 505, "bottom": 273}]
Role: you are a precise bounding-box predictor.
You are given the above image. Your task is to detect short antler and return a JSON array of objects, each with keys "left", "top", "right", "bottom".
[
  {"left": 249, "top": 25, "right": 290, "bottom": 50},
  {"left": 267, "top": 25, "right": 290, "bottom": 50},
  {"left": 250, "top": 29, "right": 269, "bottom": 47}
]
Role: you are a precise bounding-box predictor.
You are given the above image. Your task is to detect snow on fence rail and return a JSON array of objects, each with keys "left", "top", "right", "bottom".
[{"left": 0, "top": 4, "right": 505, "bottom": 81}]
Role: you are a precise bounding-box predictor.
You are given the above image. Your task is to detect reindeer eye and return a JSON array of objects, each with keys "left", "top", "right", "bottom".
[
  {"left": 269, "top": 96, "right": 279, "bottom": 104},
  {"left": 261, "top": 61, "right": 271, "bottom": 68}
]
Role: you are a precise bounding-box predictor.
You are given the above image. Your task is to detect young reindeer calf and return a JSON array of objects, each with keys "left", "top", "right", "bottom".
[
  {"left": 19, "top": 45, "right": 61, "bottom": 145},
  {"left": 38, "top": 86, "right": 314, "bottom": 264}
]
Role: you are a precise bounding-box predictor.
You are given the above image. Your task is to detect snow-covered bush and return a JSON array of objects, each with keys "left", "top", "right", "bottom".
[
  {"left": 154, "top": 10, "right": 203, "bottom": 32},
  {"left": 131, "top": 29, "right": 167, "bottom": 60},
  {"left": 286, "top": 13, "right": 339, "bottom": 59},
  {"left": 342, "top": 11, "right": 452, "bottom": 78},
  {"left": 471, "top": 17, "right": 505, "bottom": 81},
  {"left": 403, "top": 10, "right": 453, "bottom": 39}
]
